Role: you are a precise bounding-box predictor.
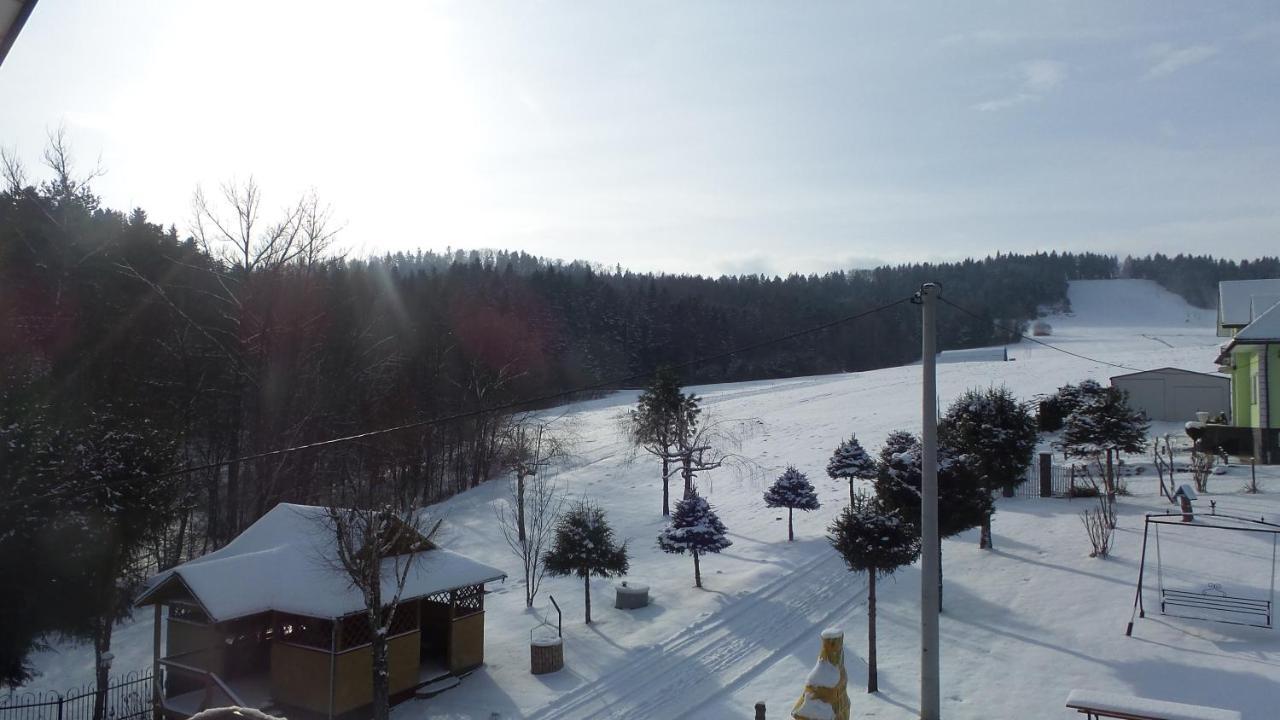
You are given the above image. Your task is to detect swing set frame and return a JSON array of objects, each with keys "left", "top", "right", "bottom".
[{"left": 1125, "top": 512, "right": 1280, "bottom": 636}]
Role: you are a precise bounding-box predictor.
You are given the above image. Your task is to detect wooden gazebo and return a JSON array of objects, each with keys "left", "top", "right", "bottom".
[{"left": 135, "top": 504, "right": 505, "bottom": 719}]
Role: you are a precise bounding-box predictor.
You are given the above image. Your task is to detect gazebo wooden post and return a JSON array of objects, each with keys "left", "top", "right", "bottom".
[
  {"left": 328, "top": 619, "right": 338, "bottom": 719},
  {"left": 152, "top": 604, "right": 162, "bottom": 720}
]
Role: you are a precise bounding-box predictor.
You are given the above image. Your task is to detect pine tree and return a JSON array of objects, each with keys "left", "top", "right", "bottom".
[
  {"left": 543, "top": 500, "right": 630, "bottom": 624},
  {"left": 763, "top": 466, "right": 821, "bottom": 541},
  {"left": 629, "top": 368, "right": 700, "bottom": 515},
  {"left": 828, "top": 492, "right": 921, "bottom": 693},
  {"left": 940, "top": 387, "right": 1039, "bottom": 550},
  {"left": 658, "top": 490, "right": 732, "bottom": 588},
  {"left": 826, "top": 434, "right": 878, "bottom": 506},
  {"left": 872, "top": 430, "right": 990, "bottom": 608},
  {"left": 1062, "top": 384, "right": 1149, "bottom": 510}
]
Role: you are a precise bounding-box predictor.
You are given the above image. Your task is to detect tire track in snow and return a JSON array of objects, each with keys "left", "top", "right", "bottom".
[{"left": 527, "top": 551, "right": 866, "bottom": 720}]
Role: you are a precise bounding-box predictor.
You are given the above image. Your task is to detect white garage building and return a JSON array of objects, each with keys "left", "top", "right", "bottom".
[{"left": 1110, "top": 367, "right": 1231, "bottom": 422}]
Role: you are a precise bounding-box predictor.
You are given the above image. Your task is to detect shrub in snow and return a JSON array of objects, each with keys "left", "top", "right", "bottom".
[
  {"left": 828, "top": 492, "right": 920, "bottom": 693},
  {"left": 543, "top": 500, "right": 630, "bottom": 624},
  {"left": 791, "top": 628, "right": 850, "bottom": 720},
  {"left": 940, "top": 386, "right": 1039, "bottom": 550},
  {"left": 826, "top": 434, "right": 877, "bottom": 506},
  {"left": 657, "top": 489, "right": 731, "bottom": 588},
  {"left": 1080, "top": 498, "right": 1114, "bottom": 558},
  {"left": 763, "top": 465, "right": 821, "bottom": 541}
]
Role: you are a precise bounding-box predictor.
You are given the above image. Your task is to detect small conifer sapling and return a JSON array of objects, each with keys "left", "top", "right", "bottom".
[
  {"left": 658, "top": 490, "right": 731, "bottom": 588},
  {"left": 763, "top": 465, "right": 821, "bottom": 541},
  {"left": 543, "top": 500, "right": 630, "bottom": 624}
]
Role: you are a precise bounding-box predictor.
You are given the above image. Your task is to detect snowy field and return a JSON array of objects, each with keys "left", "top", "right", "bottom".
[{"left": 19, "top": 279, "right": 1280, "bottom": 719}]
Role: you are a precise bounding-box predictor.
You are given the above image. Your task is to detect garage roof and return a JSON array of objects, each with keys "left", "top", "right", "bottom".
[{"left": 1110, "top": 367, "right": 1229, "bottom": 383}]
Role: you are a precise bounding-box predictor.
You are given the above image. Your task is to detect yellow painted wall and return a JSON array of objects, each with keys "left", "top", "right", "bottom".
[
  {"left": 449, "top": 613, "right": 485, "bottom": 674},
  {"left": 330, "top": 631, "right": 420, "bottom": 715},
  {"left": 166, "top": 620, "right": 224, "bottom": 673},
  {"left": 269, "top": 642, "right": 332, "bottom": 715}
]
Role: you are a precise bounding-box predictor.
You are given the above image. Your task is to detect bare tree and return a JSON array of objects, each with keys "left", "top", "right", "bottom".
[
  {"left": 321, "top": 448, "right": 434, "bottom": 720},
  {"left": 494, "top": 461, "right": 564, "bottom": 608},
  {"left": 499, "top": 414, "right": 574, "bottom": 542},
  {"left": 1, "top": 146, "right": 27, "bottom": 193},
  {"left": 664, "top": 414, "right": 760, "bottom": 498}
]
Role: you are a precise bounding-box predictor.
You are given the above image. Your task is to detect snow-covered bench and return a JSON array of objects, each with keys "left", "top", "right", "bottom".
[{"left": 1065, "top": 690, "right": 1241, "bottom": 720}]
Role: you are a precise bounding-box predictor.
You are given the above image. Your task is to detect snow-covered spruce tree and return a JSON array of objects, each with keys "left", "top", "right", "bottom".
[
  {"left": 543, "top": 500, "right": 630, "bottom": 624},
  {"left": 658, "top": 489, "right": 732, "bottom": 588},
  {"left": 1062, "top": 384, "right": 1149, "bottom": 510},
  {"left": 827, "top": 434, "right": 878, "bottom": 506},
  {"left": 940, "top": 387, "right": 1039, "bottom": 550},
  {"left": 763, "top": 466, "right": 821, "bottom": 541},
  {"left": 828, "top": 492, "right": 921, "bottom": 693},
  {"left": 872, "top": 430, "right": 990, "bottom": 608}
]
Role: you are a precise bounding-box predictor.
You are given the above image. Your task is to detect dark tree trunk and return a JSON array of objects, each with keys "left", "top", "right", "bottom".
[
  {"left": 939, "top": 538, "right": 945, "bottom": 612},
  {"left": 867, "top": 570, "right": 877, "bottom": 693},
  {"left": 849, "top": 477, "right": 855, "bottom": 507},
  {"left": 1105, "top": 448, "right": 1116, "bottom": 507},
  {"left": 584, "top": 575, "right": 592, "bottom": 624},
  {"left": 370, "top": 628, "right": 390, "bottom": 720},
  {"left": 787, "top": 508, "right": 794, "bottom": 542},
  {"left": 517, "top": 472, "right": 527, "bottom": 543},
  {"left": 91, "top": 618, "right": 112, "bottom": 720},
  {"left": 693, "top": 550, "right": 702, "bottom": 588},
  {"left": 662, "top": 456, "right": 670, "bottom": 516},
  {"left": 979, "top": 512, "right": 993, "bottom": 550}
]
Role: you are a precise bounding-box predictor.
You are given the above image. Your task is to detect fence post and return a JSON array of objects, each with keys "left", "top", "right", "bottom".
[
  {"left": 754, "top": 701, "right": 766, "bottom": 719},
  {"left": 1038, "top": 453, "right": 1052, "bottom": 497},
  {"left": 57, "top": 696, "right": 64, "bottom": 720}
]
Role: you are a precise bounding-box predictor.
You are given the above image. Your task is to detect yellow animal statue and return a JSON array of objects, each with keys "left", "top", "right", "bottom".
[{"left": 792, "top": 627, "right": 850, "bottom": 720}]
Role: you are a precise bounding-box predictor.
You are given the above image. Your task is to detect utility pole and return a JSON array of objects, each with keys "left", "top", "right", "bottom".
[{"left": 918, "top": 282, "right": 941, "bottom": 720}]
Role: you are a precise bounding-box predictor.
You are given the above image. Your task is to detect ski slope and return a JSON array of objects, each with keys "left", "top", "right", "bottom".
[{"left": 21, "top": 280, "right": 1280, "bottom": 719}]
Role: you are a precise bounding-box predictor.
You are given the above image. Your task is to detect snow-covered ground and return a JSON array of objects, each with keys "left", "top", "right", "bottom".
[{"left": 20, "top": 280, "right": 1280, "bottom": 718}]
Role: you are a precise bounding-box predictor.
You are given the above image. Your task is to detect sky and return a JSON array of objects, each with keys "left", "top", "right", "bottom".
[{"left": 2, "top": 1, "right": 1280, "bottom": 276}]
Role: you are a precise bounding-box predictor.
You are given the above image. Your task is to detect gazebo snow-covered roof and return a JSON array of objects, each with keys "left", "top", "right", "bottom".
[{"left": 136, "top": 503, "right": 505, "bottom": 622}]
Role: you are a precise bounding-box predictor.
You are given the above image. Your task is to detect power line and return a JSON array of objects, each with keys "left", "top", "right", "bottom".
[
  {"left": 2, "top": 295, "right": 917, "bottom": 511},
  {"left": 938, "top": 296, "right": 1142, "bottom": 372}
]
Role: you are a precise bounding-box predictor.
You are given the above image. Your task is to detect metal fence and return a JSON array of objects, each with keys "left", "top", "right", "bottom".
[
  {"left": 0, "top": 671, "right": 152, "bottom": 720},
  {"left": 1013, "top": 457, "right": 1076, "bottom": 498}
]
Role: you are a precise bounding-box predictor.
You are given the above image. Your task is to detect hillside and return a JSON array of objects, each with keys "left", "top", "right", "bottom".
[{"left": 22, "top": 280, "right": 1279, "bottom": 719}]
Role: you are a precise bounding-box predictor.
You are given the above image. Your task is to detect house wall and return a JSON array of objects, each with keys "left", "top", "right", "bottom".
[
  {"left": 330, "top": 630, "right": 420, "bottom": 715},
  {"left": 1269, "top": 345, "right": 1280, "bottom": 429},
  {"left": 448, "top": 613, "right": 485, "bottom": 674},
  {"left": 166, "top": 618, "right": 224, "bottom": 673},
  {"left": 1232, "top": 350, "right": 1259, "bottom": 426},
  {"left": 270, "top": 642, "right": 332, "bottom": 715}
]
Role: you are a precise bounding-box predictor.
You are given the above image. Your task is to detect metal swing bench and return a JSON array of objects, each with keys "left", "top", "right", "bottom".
[{"left": 1126, "top": 513, "right": 1280, "bottom": 636}]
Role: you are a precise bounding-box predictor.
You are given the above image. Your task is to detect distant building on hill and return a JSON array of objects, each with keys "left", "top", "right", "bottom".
[{"left": 1032, "top": 320, "right": 1052, "bottom": 336}]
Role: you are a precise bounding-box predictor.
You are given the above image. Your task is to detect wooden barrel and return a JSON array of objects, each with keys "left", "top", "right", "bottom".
[{"left": 531, "top": 634, "right": 564, "bottom": 675}]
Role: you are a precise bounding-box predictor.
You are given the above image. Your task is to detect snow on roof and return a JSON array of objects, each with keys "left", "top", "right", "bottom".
[
  {"left": 1250, "top": 294, "right": 1280, "bottom": 322},
  {"left": 1110, "top": 366, "right": 1228, "bottom": 382},
  {"left": 1218, "top": 279, "right": 1280, "bottom": 327},
  {"left": 1233, "top": 301, "right": 1280, "bottom": 342},
  {"left": 137, "top": 503, "right": 505, "bottom": 622}
]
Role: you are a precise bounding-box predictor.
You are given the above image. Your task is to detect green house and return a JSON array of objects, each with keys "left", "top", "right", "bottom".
[{"left": 1217, "top": 306, "right": 1280, "bottom": 430}]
